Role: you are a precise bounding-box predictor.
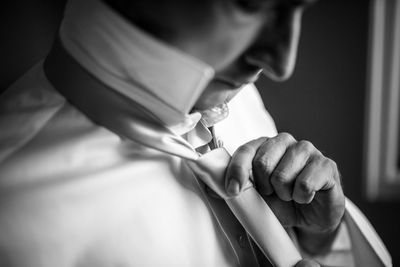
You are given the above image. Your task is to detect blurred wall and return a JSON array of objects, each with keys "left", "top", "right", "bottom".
[
  {"left": 0, "top": 0, "right": 66, "bottom": 92},
  {"left": 1, "top": 0, "right": 399, "bottom": 265},
  {"left": 256, "top": 0, "right": 400, "bottom": 264}
]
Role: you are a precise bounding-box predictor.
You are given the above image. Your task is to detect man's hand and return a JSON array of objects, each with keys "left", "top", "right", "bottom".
[{"left": 224, "top": 133, "right": 345, "bottom": 255}]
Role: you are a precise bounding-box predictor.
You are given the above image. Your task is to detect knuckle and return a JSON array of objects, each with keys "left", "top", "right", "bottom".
[
  {"left": 324, "top": 158, "right": 339, "bottom": 180},
  {"left": 328, "top": 158, "right": 338, "bottom": 170},
  {"left": 297, "top": 140, "right": 315, "bottom": 153},
  {"left": 277, "top": 132, "right": 295, "bottom": 143},
  {"left": 253, "top": 157, "right": 273, "bottom": 175},
  {"left": 320, "top": 157, "right": 336, "bottom": 172},
  {"left": 298, "top": 179, "right": 314, "bottom": 195},
  {"left": 271, "top": 170, "right": 290, "bottom": 186},
  {"left": 285, "top": 145, "right": 298, "bottom": 158},
  {"left": 236, "top": 144, "right": 254, "bottom": 155},
  {"left": 320, "top": 157, "right": 332, "bottom": 167},
  {"left": 252, "top": 158, "right": 264, "bottom": 168}
]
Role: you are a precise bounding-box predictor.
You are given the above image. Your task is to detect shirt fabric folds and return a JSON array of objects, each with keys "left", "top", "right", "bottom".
[{"left": 0, "top": 0, "right": 391, "bottom": 266}]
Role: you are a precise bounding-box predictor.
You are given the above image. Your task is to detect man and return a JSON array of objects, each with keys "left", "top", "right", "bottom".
[{"left": 0, "top": 0, "right": 391, "bottom": 266}]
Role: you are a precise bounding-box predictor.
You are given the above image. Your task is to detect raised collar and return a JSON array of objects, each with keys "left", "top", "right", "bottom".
[{"left": 59, "top": 0, "right": 215, "bottom": 131}]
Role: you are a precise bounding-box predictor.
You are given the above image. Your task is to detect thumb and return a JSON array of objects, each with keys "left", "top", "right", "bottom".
[{"left": 225, "top": 137, "right": 267, "bottom": 196}]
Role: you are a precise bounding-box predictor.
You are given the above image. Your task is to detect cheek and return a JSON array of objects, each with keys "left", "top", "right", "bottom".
[
  {"left": 210, "top": 23, "right": 264, "bottom": 71},
  {"left": 188, "top": 8, "right": 265, "bottom": 72}
]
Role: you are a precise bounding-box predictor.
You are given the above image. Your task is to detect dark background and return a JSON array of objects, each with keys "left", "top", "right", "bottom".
[
  {"left": 257, "top": 0, "right": 400, "bottom": 264},
  {"left": 1, "top": 0, "right": 399, "bottom": 265}
]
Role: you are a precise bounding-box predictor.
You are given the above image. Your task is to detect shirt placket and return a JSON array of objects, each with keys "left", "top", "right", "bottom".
[{"left": 191, "top": 128, "right": 266, "bottom": 267}]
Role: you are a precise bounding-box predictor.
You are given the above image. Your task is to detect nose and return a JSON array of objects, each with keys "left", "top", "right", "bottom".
[{"left": 245, "top": 6, "right": 304, "bottom": 81}]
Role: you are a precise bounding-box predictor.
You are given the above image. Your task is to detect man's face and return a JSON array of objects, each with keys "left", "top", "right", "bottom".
[
  {"left": 107, "top": 0, "right": 316, "bottom": 110},
  {"left": 187, "top": 0, "right": 317, "bottom": 110}
]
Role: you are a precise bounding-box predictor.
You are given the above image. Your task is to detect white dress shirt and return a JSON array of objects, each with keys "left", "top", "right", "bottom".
[{"left": 0, "top": 0, "right": 391, "bottom": 266}]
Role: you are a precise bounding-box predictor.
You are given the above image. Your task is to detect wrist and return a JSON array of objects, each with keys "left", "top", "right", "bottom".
[{"left": 295, "top": 222, "right": 342, "bottom": 256}]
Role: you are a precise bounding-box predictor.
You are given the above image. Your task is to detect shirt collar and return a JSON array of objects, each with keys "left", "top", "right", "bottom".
[{"left": 59, "top": 0, "right": 215, "bottom": 131}]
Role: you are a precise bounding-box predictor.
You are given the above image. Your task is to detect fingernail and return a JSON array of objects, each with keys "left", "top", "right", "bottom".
[{"left": 227, "top": 179, "right": 240, "bottom": 196}]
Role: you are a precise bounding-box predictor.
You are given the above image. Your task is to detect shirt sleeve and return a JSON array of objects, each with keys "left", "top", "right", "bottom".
[
  {"left": 341, "top": 198, "right": 392, "bottom": 267},
  {"left": 293, "top": 198, "right": 392, "bottom": 267},
  {"left": 292, "top": 218, "right": 356, "bottom": 266}
]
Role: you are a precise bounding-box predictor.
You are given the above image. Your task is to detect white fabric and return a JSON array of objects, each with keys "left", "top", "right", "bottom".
[
  {"left": 0, "top": 0, "right": 392, "bottom": 266},
  {"left": 344, "top": 198, "right": 392, "bottom": 267},
  {"left": 0, "top": 63, "right": 259, "bottom": 267},
  {"left": 60, "top": 0, "right": 214, "bottom": 128}
]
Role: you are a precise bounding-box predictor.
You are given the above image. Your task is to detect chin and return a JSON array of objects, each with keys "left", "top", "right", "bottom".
[
  {"left": 194, "top": 97, "right": 227, "bottom": 111},
  {"left": 194, "top": 85, "right": 242, "bottom": 111}
]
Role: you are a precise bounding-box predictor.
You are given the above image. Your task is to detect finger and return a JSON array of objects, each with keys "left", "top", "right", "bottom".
[
  {"left": 295, "top": 259, "right": 321, "bottom": 267},
  {"left": 252, "top": 132, "right": 296, "bottom": 195},
  {"left": 292, "top": 156, "right": 337, "bottom": 204},
  {"left": 225, "top": 137, "right": 267, "bottom": 196},
  {"left": 270, "top": 140, "right": 315, "bottom": 201}
]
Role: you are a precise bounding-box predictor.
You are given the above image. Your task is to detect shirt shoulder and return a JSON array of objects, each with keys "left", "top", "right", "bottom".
[
  {"left": 0, "top": 63, "right": 115, "bottom": 183},
  {"left": 0, "top": 62, "right": 67, "bottom": 162}
]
